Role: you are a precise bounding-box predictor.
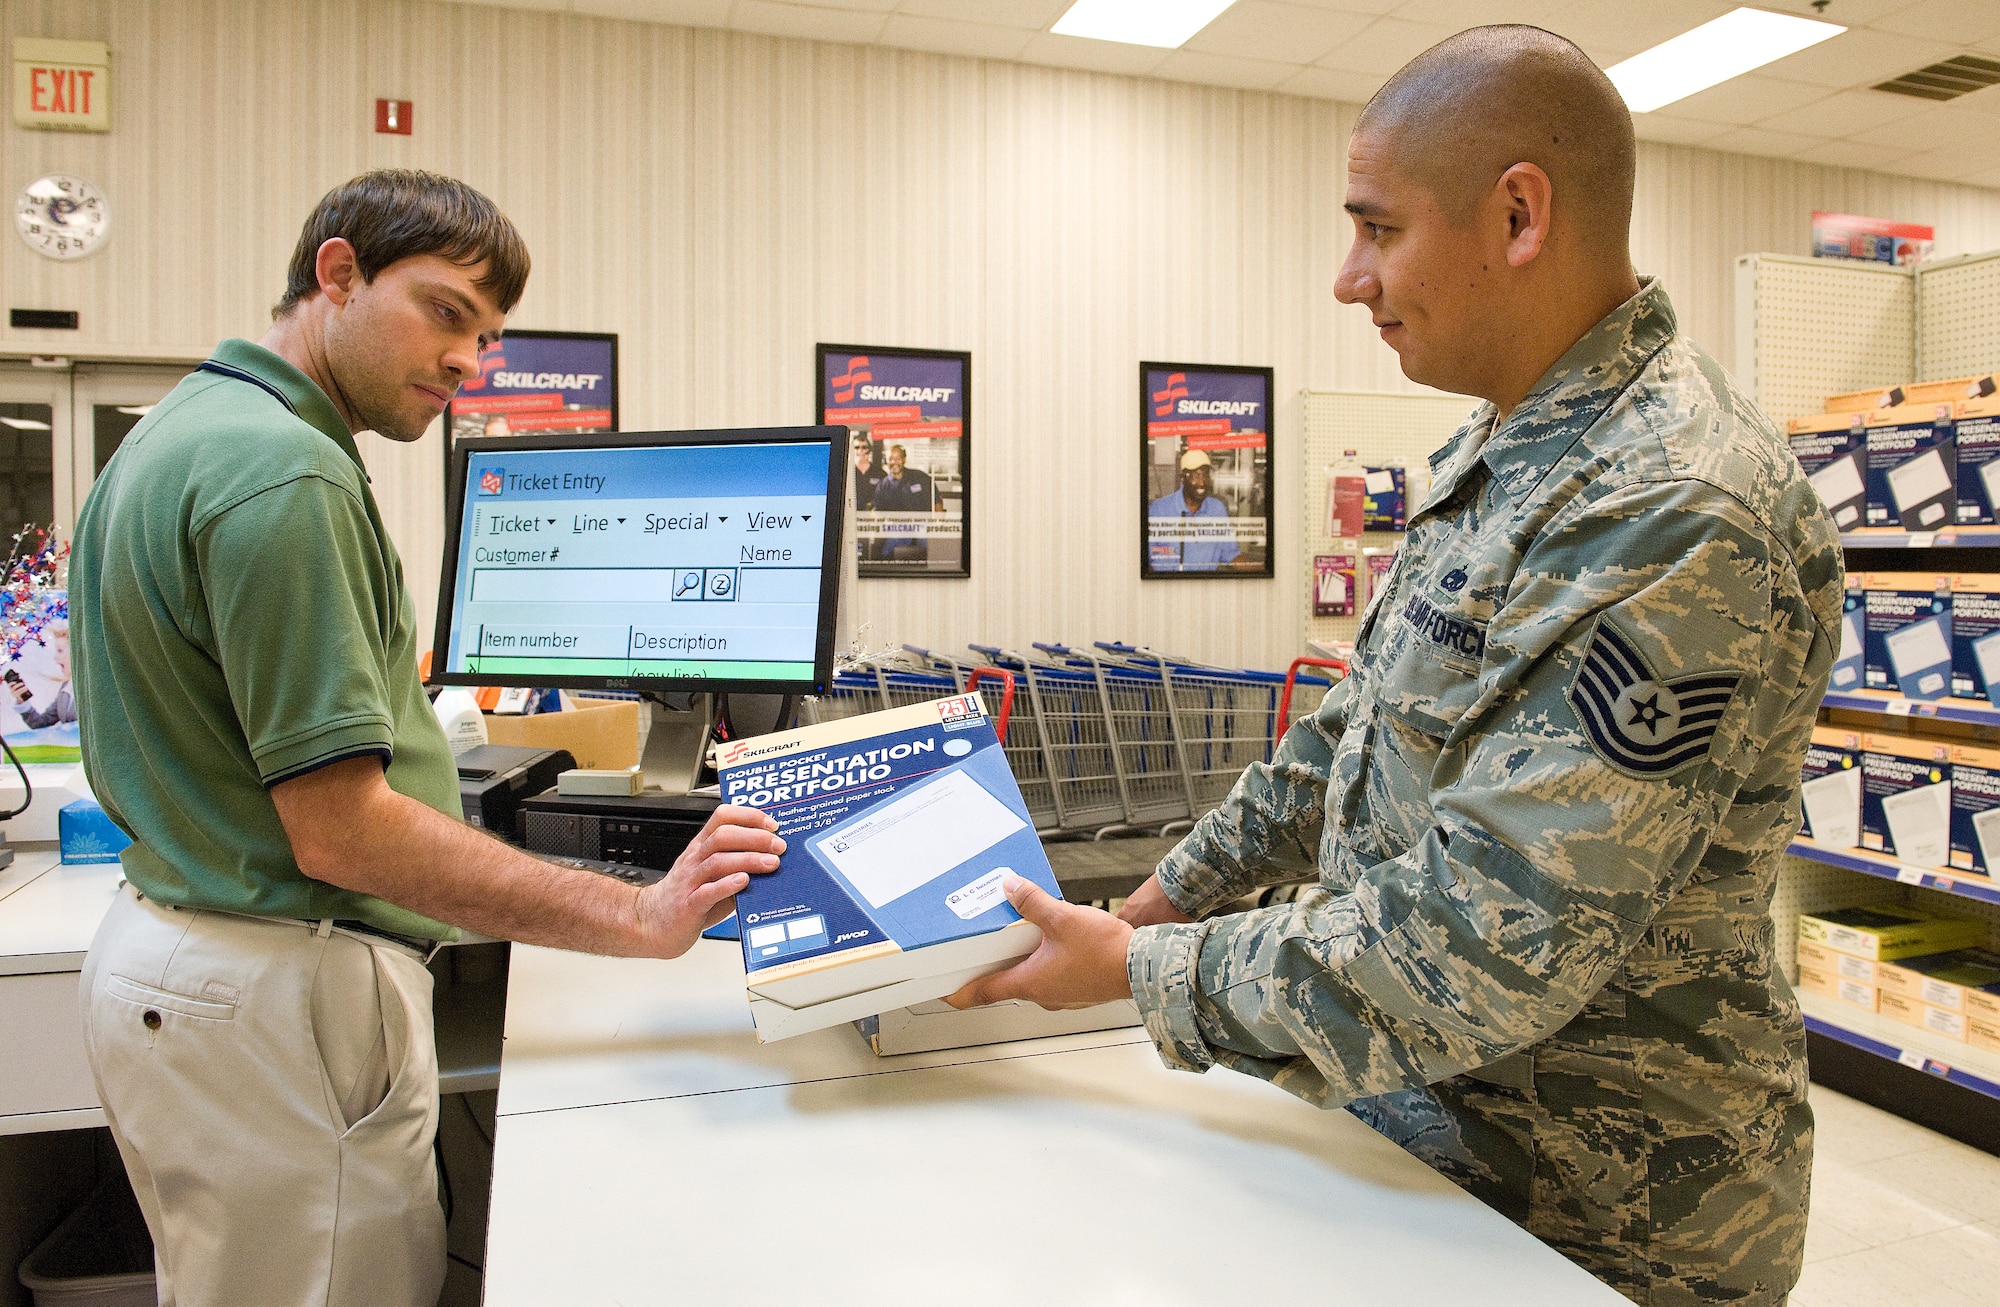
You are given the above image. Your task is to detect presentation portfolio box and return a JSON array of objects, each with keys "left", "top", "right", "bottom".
[
  {"left": 1800, "top": 726, "right": 1864, "bottom": 849},
  {"left": 1862, "top": 572, "right": 1952, "bottom": 699},
  {"left": 1949, "top": 575, "right": 2000, "bottom": 705},
  {"left": 1798, "top": 904, "right": 1986, "bottom": 961},
  {"left": 1954, "top": 397, "right": 2000, "bottom": 525},
  {"left": 1833, "top": 576, "right": 1864, "bottom": 692},
  {"left": 1861, "top": 733, "right": 1952, "bottom": 867},
  {"left": 716, "top": 694, "right": 1057, "bottom": 1041},
  {"left": 1949, "top": 743, "right": 2000, "bottom": 876},
  {"left": 1797, "top": 937, "right": 1883, "bottom": 986},
  {"left": 1788, "top": 412, "right": 1868, "bottom": 532},
  {"left": 1878, "top": 947, "right": 2000, "bottom": 1017},
  {"left": 1865, "top": 405, "right": 1956, "bottom": 530},
  {"left": 1879, "top": 989, "right": 1969, "bottom": 1042},
  {"left": 1796, "top": 962, "right": 1879, "bottom": 1012}
]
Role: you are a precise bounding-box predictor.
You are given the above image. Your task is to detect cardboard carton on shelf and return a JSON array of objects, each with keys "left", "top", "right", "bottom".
[
  {"left": 483, "top": 696, "right": 643, "bottom": 771},
  {"left": 1971, "top": 1015, "right": 2000, "bottom": 1056},
  {"left": 1798, "top": 903, "right": 1986, "bottom": 962},
  {"left": 1825, "top": 374, "right": 1998, "bottom": 415},
  {"left": 1790, "top": 412, "right": 1868, "bottom": 533},
  {"left": 1797, "top": 962, "right": 1879, "bottom": 1012},
  {"left": 1860, "top": 574, "right": 1952, "bottom": 700},
  {"left": 1878, "top": 946, "right": 2000, "bottom": 1016},
  {"left": 1798, "top": 937, "right": 1883, "bottom": 986},
  {"left": 1879, "top": 988, "right": 1969, "bottom": 1042}
]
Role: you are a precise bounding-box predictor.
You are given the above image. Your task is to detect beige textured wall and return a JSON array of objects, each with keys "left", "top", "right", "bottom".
[{"left": 6, "top": 0, "right": 2000, "bottom": 668}]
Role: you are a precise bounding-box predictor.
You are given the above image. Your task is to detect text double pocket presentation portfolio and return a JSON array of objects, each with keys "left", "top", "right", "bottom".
[{"left": 714, "top": 693, "right": 1060, "bottom": 1041}]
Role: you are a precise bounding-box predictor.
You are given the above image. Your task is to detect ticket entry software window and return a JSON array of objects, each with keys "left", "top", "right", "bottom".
[{"left": 439, "top": 434, "right": 839, "bottom": 688}]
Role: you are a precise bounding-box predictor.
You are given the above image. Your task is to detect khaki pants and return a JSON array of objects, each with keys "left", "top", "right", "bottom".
[{"left": 79, "top": 884, "right": 445, "bottom": 1307}]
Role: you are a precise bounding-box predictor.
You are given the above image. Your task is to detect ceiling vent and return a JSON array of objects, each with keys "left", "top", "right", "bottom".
[{"left": 1875, "top": 54, "right": 2000, "bottom": 101}]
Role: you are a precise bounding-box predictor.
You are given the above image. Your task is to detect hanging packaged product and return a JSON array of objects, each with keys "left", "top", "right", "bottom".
[
  {"left": 1832, "top": 574, "right": 1864, "bottom": 692},
  {"left": 1862, "top": 571, "right": 1952, "bottom": 699},
  {"left": 1788, "top": 412, "right": 1868, "bottom": 532},
  {"left": 1313, "top": 552, "right": 1357, "bottom": 617},
  {"left": 1799, "top": 725, "right": 1863, "bottom": 849},
  {"left": 1362, "top": 465, "right": 1405, "bottom": 531},
  {"left": 1948, "top": 742, "right": 2000, "bottom": 876},
  {"left": 1325, "top": 450, "right": 1366, "bottom": 539},
  {"left": 1860, "top": 732, "right": 1952, "bottom": 868},
  {"left": 1949, "top": 573, "right": 2000, "bottom": 704},
  {"left": 1954, "top": 395, "right": 2000, "bottom": 525},
  {"left": 1865, "top": 404, "right": 1956, "bottom": 530},
  {"left": 1362, "top": 546, "right": 1399, "bottom": 611}
]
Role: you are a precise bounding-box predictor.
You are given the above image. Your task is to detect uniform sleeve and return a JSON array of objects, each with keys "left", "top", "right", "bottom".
[
  {"left": 1128, "top": 477, "right": 1831, "bottom": 1102},
  {"left": 1151, "top": 676, "right": 1353, "bottom": 917},
  {"left": 194, "top": 474, "right": 399, "bottom": 786}
]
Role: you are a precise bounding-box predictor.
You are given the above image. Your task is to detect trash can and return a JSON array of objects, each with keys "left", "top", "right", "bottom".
[{"left": 17, "top": 1177, "right": 156, "bottom": 1307}]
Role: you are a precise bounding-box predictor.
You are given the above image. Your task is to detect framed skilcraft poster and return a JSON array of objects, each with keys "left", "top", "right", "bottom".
[
  {"left": 1140, "top": 362, "right": 1274, "bottom": 579},
  {"left": 443, "top": 329, "right": 618, "bottom": 476},
  {"left": 818, "top": 344, "right": 970, "bottom": 578}
]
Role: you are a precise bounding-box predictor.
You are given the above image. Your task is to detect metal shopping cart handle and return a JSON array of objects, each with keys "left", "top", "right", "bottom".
[
  {"left": 900, "top": 643, "right": 935, "bottom": 658},
  {"left": 1276, "top": 657, "right": 1349, "bottom": 750},
  {"left": 1032, "top": 641, "right": 1079, "bottom": 657},
  {"left": 964, "top": 667, "right": 1016, "bottom": 743},
  {"left": 1094, "top": 641, "right": 1140, "bottom": 655}
]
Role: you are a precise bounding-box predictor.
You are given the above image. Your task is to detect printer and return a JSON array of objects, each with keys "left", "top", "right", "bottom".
[{"left": 457, "top": 744, "right": 574, "bottom": 842}]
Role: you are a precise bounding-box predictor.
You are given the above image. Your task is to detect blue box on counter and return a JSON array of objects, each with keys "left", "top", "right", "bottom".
[{"left": 59, "top": 799, "right": 131, "bottom": 864}]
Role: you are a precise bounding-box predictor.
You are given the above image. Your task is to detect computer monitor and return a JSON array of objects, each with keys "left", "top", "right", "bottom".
[{"left": 433, "top": 426, "right": 847, "bottom": 788}]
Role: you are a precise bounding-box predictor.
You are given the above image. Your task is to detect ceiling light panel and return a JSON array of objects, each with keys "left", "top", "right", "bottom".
[
  {"left": 1051, "top": 0, "right": 1237, "bottom": 50},
  {"left": 1604, "top": 7, "right": 1846, "bottom": 114}
]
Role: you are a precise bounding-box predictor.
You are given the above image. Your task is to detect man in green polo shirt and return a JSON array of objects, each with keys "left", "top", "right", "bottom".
[{"left": 71, "top": 170, "right": 784, "bottom": 1307}]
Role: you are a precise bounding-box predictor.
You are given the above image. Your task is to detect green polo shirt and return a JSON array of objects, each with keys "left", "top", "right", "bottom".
[{"left": 71, "top": 338, "right": 461, "bottom": 940}]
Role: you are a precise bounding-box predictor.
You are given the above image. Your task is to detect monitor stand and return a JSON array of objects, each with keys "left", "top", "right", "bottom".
[{"left": 639, "top": 693, "right": 716, "bottom": 796}]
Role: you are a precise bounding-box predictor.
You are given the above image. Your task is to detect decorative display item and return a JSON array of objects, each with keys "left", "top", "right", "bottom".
[
  {"left": 819, "top": 344, "right": 970, "bottom": 578},
  {"left": 0, "top": 526, "right": 77, "bottom": 762},
  {"left": 1141, "top": 363, "right": 1273, "bottom": 579},
  {"left": 15, "top": 174, "right": 108, "bottom": 260}
]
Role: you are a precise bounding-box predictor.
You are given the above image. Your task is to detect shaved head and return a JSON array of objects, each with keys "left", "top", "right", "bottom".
[{"left": 1357, "top": 25, "right": 1635, "bottom": 255}]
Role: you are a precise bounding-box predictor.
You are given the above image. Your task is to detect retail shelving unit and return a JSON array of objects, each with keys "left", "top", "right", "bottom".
[{"left": 1741, "top": 248, "right": 2000, "bottom": 1152}]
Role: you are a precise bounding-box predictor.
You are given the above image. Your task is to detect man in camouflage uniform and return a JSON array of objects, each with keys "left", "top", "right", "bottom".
[{"left": 951, "top": 26, "right": 1842, "bottom": 1307}]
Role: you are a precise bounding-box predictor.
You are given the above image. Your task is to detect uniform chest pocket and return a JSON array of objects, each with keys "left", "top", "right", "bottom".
[{"left": 1370, "top": 629, "right": 1487, "bottom": 740}]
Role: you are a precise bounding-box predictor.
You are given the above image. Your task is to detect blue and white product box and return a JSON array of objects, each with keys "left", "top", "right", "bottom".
[
  {"left": 1948, "top": 743, "right": 2000, "bottom": 876},
  {"left": 58, "top": 799, "right": 130, "bottom": 864},
  {"left": 1956, "top": 396, "right": 2000, "bottom": 525},
  {"left": 716, "top": 693, "right": 1059, "bottom": 1041},
  {"left": 1863, "top": 572, "right": 1952, "bottom": 700},
  {"left": 1949, "top": 573, "right": 2000, "bottom": 704},
  {"left": 1789, "top": 412, "right": 1868, "bottom": 533},
  {"left": 1799, "top": 726, "right": 1863, "bottom": 850},
  {"left": 1831, "top": 575, "right": 1864, "bottom": 693},
  {"left": 1363, "top": 466, "right": 1406, "bottom": 532},
  {"left": 1860, "top": 733, "right": 1952, "bottom": 869},
  {"left": 1865, "top": 404, "right": 1956, "bottom": 530}
]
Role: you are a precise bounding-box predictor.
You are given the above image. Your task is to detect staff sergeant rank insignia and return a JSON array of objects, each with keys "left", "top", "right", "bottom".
[{"left": 1567, "top": 618, "right": 1741, "bottom": 778}]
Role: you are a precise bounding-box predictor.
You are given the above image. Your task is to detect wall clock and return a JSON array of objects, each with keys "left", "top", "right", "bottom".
[{"left": 15, "top": 174, "right": 109, "bottom": 260}]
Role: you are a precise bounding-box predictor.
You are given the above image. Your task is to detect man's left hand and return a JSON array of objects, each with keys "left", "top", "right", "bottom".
[{"left": 945, "top": 877, "right": 1136, "bottom": 1011}]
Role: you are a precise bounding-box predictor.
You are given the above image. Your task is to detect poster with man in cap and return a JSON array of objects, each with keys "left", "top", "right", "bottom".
[{"left": 1142, "top": 362, "right": 1272, "bottom": 577}]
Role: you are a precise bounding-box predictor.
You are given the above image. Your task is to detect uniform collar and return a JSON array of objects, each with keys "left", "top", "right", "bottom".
[
  {"left": 1410, "top": 279, "right": 1675, "bottom": 521},
  {"left": 206, "top": 338, "right": 370, "bottom": 481}
]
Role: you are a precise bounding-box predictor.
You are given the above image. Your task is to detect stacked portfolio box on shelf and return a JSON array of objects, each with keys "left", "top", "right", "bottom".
[
  {"left": 715, "top": 693, "right": 1058, "bottom": 1041},
  {"left": 1948, "top": 743, "right": 2000, "bottom": 877},
  {"left": 1865, "top": 405, "right": 1956, "bottom": 531},
  {"left": 1877, "top": 946, "right": 2000, "bottom": 1043},
  {"left": 1948, "top": 574, "right": 2000, "bottom": 706},
  {"left": 1954, "top": 396, "right": 2000, "bottom": 525},
  {"left": 1789, "top": 412, "right": 1868, "bottom": 533},
  {"left": 1826, "top": 374, "right": 1999, "bottom": 416},
  {"left": 1799, "top": 725, "right": 1864, "bottom": 849},
  {"left": 1860, "top": 733, "right": 1952, "bottom": 867},
  {"left": 1862, "top": 572, "right": 1952, "bottom": 700}
]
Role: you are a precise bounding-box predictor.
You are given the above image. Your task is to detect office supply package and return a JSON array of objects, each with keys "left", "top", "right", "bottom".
[
  {"left": 1788, "top": 412, "right": 1868, "bottom": 532},
  {"left": 1798, "top": 938, "right": 1884, "bottom": 988},
  {"left": 1794, "top": 960, "right": 1879, "bottom": 1013},
  {"left": 1878, "top": 947, "right": 2000, "bottom": 1025},
  {"left": 1862, "top": 572, "right": 1952, "bottom": 699},
  {"left": 1878, "top": 988, "right": 1969, "bottom": 1042},
  {"left": 58, "top": 799, "right": 131, "bottom": 865},
  {"left": 1865, "top": 405, "right": 1956, "bottom": 530},
  {"left": 1949, "top": 574, "right": 2000, "bottom": 705},
  {"left": 1954, "top": 396, "right": 2000, "bottom": 525},
  {"left": 1799, "top": 726, "right": 1864, "bottom": 850},
  {"left": 1832, "top": 576, "right": 1864, "bottom": 692},
  {"left": 1950, "top": 743, "right": 2000, "bottom": 877},
  {"left": 716, "top": 693, "right": 1058, "bottom": 1041},
  {"left": 1798, "top": 903, "right": 1986, "bottom": 962},
  {"left": 1860, "top": 733, "right": 1952, "bottom": 868},
  {"left": 1362, "top": 466, "right": 1406, "bottom": 531},
  {"left": 856, "top": 997, "right": 1140, "bottom": 1056}
]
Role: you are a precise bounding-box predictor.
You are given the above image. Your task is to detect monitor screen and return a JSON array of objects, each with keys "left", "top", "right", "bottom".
[{"left": 432, "top": 427, "right": 846, "bottom": 694}]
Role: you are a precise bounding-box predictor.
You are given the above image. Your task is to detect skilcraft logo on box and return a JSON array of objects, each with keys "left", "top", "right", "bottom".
[
  {"left": 478, "top": 468, "right": 505, "bottom": 496},
  {"left": 831, "top": 357, "right": 872, "bottom": 404},
  {"left": 1153, "top": 373, "right": 1189, "bottom": 418}
]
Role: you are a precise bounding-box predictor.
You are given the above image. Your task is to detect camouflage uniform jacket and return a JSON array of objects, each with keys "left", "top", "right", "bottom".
[{"left": 1127, "top": 281, "right": 1842, "bottom": 1305}]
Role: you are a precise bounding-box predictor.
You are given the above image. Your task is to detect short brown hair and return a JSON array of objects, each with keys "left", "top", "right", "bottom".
[{"left": 274, "top": 170, "right": 530, "bottom": 318}]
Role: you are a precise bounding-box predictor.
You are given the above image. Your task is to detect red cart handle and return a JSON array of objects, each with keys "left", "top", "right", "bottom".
[
  {"left": 1277, "top": 657, "right": 1348, "bottom": 749},
  {"left": 966, "top": 667, "right": 1015, "bottom": 743}
]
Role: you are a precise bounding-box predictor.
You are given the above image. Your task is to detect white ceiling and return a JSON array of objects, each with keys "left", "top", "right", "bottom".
[{"left": 447, "top": 0, "right": 2000, "bottom": 186}]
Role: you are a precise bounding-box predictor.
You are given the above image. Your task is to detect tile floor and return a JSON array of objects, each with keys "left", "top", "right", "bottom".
[{"left": 1791, "top": 1086, "right": 2000, "bottom": 1307}]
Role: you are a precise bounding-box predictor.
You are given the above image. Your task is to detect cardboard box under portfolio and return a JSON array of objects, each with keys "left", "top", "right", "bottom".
[
  {"left": 1862, "top": 573, "right": 1952, "bottom": 699},
  {"left": 1796, "top": 962, "right": 1878, "bottom": 1012},
  {"left": 1790, "top": 412, "right": 1868, "bottom": 532},
  {"left": 1826, "top": 375, "right": 1998, "bottom": 415},
  {"left": 716, "top": 693, "right": 1057, "bottom": 1041},
  {"left": 1879, "top": 989, "right": 1968, "bottom": 1041},
  {"left": 1865, "top": 406, "right": 1956, "bottom": 530},
  {"left": 1798, "top": 937, "right": 1883, "bottom": 986},
  {"left": 1798, "top": 904, "right": 1986, "bottom": 961},
  {"left": 1861, "top": 733, "right": 1952, "bottom": 867}
]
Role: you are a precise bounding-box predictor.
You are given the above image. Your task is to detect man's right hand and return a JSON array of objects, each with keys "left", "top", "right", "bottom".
[
  {"left": 1116, "top": 873, "right": 1196, "bottom": 928},
  {"left": 633, "top": 804, "right": 785, "bottom": 958}
]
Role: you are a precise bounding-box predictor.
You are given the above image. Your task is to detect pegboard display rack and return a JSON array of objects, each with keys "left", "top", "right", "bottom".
[
  {"left": 1299, "top": 390, "right": 1473, "bottom": 650},
  {"left": 1739, "top": 247, "right": 2000, "bottom": 1134}
]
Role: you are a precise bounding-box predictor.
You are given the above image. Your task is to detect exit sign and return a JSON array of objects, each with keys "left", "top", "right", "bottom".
[{"left": 13, "top": 37, "right": 109, "bottom": 133}]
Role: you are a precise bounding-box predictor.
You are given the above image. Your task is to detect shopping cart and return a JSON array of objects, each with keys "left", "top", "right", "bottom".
[
  {"left": 974, "top": 643, "right": 1128, "bottom": 835},
  {"left": 1278, "top": 657, "right": 1348, "bottom": 749},
  {"left": 1035, "top": 642, "right": 1192, "bottom": 834}
]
